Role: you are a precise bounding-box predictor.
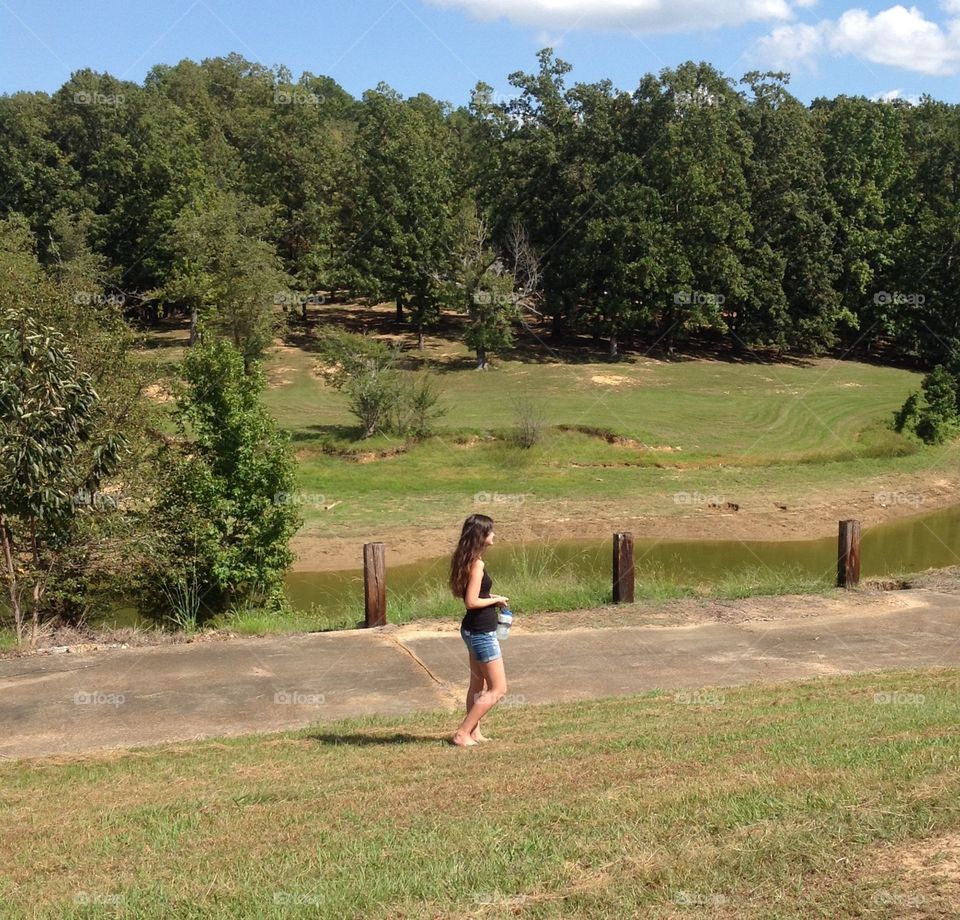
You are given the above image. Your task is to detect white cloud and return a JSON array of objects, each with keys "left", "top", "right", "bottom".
[
  {"left": 872, "top": 88, "right": 922, "bottom": 102},
  {"left": 535, "top": 30, "right": 567, "bottom": 48},
  {"left": 755, "top": 22, "right": 824, "bottom": 71},
  {"left": 425, "top": 0, "right": 794, "bottom": 35},
  {"left": 753, "top": 4, "right": 960, "bottom": 75},
  {"left": 830, "top": 5, "right": 960, "bottom": 74}
]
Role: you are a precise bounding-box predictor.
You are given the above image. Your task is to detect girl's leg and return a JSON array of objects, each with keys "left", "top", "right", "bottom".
[
  {"left": 466, "top": 651, "right": 490, "bottom": 741},
  {"left": 452, "top": 657, "right": 507, "bottom": 745}
]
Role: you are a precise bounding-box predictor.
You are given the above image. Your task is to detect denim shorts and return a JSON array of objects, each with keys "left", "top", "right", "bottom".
[{"left": 460, "top": 625, "right": 502, "bottom": 663}]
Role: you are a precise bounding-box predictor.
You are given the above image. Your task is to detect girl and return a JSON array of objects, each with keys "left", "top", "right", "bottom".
[{"left": 449, "top": 513, "right": 509, "bottom": 747}]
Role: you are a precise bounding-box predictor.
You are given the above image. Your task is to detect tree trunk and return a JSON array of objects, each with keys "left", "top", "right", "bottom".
[
  {"left": 396, "top": 295, "right": 404, "bottom": 325},
  {"left": 29, "top": 518, "right": 40, "bottom": 648},
  {"left": 0, "top": 514, "right": 22, "bottom": 643},
  {"left": 660, "top": 310, "right": 677, "bottom": 355},
  {"left": 189, "top": 306, "right": 199, "bottom": 346},
  {"left": 609, "top": 331, "right": 618, "bottom": 360},
  {"left": 551, "top": 308, "right": 566, "bottom": 342}
]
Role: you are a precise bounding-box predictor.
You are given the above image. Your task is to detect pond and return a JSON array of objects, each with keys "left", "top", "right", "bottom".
[{"left": 86, "top": 502, "right": 960, "bottom": 628}]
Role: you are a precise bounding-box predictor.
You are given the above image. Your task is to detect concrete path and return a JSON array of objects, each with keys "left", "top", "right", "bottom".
[{"left": 1, "top": 588, "right": 958, "bottom": 760}]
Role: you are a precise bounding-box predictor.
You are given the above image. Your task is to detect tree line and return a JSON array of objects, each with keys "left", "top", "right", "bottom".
[{"left": 0, "top": 49, "right": 957, "bottom": 369}]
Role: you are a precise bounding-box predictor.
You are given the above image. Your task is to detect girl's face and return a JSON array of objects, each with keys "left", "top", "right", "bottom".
[{"left": 484, "top": 529, "right": 495, "bottom": 546}]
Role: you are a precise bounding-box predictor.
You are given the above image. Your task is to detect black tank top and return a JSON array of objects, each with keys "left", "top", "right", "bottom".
[{"left": 461, "top": 567, "right": 498, "bottom": 632}]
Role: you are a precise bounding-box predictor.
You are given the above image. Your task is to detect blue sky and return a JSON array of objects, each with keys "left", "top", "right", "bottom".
[{"left": 1, "top": 0, "right": 958, "bottom": 104}]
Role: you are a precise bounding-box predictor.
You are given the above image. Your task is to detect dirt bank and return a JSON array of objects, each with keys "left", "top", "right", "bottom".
[{"left": 291, "top": 471, "right": 960, "bottom": 572}]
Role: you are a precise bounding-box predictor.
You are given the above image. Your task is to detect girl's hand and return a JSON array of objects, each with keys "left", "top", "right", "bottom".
[{"left": 494, "top": 596, "right": 509, "bottom": 606}]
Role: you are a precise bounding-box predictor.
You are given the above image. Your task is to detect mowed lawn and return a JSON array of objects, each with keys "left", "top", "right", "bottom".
[
  {"left": 2, "top": 669, "right": 958, "bottom": 918},
  {"left": 245, "top": 310, "right": 946, "bottom": 535}
]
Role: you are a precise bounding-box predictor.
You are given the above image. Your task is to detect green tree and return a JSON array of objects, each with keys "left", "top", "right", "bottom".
[
  {"left": 497, "top": 50, "right": 580, "bottom": 341},
  {"left": 915, "top": 365, "right": 959, "bottom": 444},
  {"left": 147, "top": 340, "right": 301, "bottom": 620},
  {"left": 639, "top": 62, "right": 755, "bottom": 351},
  {"left": 0, "top": 311, "right": 124, "bottom": 645},
  {"left": 892, "top": 98, "right": 960, "bottom": 369},
  {"left": 159, "top": 188, "right": 289, "bottom": 370},
  {"left": 894, "top": 365, "right": 958, "bottom": 444},
  {"left": 812, "top": 96, "right": 912, "bottom": 350},
  {"left": 450, "top": 206, "right": 531, "bottom": 369},
  {"left": 739, "top": 72, "right": 850, "bottom": 353},
  {"left": 346, "top": 86, "right": 459, "bottom": 347},
  {"left": 0, "top": 93, "right": 84, "bottom": 247}
]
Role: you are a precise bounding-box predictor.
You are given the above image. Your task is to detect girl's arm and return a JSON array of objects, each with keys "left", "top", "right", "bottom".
[{"left": 464, "top": 560, "right": 506, "bottom": 610}]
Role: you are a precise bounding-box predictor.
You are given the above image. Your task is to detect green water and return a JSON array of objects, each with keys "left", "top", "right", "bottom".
[{"left": 86, "top": 503, "right": 960, "bottom": 628}]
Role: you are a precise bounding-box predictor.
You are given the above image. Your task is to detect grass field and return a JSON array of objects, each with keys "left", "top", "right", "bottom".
[
  {"left": 135, "top": 307, "right": 959, "bottom": 552},
  {"left": 249, "top": 306, "right": 951, "bottom": 543},
  {"left": 2, "top": 668, "right": 958, "bottom": 918}
]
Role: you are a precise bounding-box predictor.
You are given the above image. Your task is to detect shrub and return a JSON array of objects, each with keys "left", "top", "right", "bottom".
[
  {"left": 510, "top": 395, "right": 545, "bottom": 448},
  {"left": 895, "top": 365, "right": 959, "bottom": 445},
  {"left": 142, "top": 340, "right": 301, "bottom": 623},
  {"left": 316, "top": 329, "right": 444, "bottom": 439}
]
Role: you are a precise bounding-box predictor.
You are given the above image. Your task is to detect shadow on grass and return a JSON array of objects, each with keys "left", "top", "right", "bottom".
[{"left": 307, "top": 731, "right": 449, "bottom": 746}]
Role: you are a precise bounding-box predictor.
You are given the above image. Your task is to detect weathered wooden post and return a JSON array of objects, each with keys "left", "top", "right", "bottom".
[
  {"left": 363, "top": 542, "right": 387, "bottom": 626},
  {"left": 612, "top": 532, "right": 635, "bottom": 603},
  {"left": 837, "top": 520, "right": 861, "bottom": 588}
]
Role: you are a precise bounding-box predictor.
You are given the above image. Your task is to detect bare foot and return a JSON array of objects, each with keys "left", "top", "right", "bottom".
[
  {"left": 470, "top": 729, "right": 491, "bottom": 742},
  {"left": 450, "top": 732, "right": 478, "bottom": 747}
]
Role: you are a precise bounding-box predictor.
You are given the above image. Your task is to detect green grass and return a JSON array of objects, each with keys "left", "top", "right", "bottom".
[
  {"left": 137, "top": 309, "right": 941, "bottom": 542},
  {"left": 0, "top": 628, "right": 17, "bottom": 652},
  {"left": 2, "top": 668, "right": 959, "bottom": 918},
  {"left": 240, "top": 310, "right": 938, "bottom": 538},
  {"left": 263, "top": 324, "right": 921, "bottom": 461},
  {"left": 205, "top": 561, "right": 833, "bottom": 636}
]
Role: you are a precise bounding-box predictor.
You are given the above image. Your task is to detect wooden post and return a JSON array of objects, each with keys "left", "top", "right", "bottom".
[
  {"left": 612, "top": 532, "right": 635, "bottom": 603},
  {"left": 837, "top": 520, "right": 861, "bottom": 588},
  {"left": 363, "top": 542, "right": 387, "bottom": 627}
]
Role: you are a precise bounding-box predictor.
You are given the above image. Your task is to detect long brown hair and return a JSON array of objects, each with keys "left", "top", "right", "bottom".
[{"left": 449, "top": 513, "right": 493, "bottom": 599}]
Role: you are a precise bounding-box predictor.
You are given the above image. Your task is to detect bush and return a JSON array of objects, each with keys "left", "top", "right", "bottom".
[
  {"left": 142, "top": 340, "right": 302, "bottom": 623},
  {"left": 510, "top": 395, "right": 545, "bottom": 448},
  {"left": 316, "top": 329, "right": 444, "bottom": 439},
  {"left": 895, "top": 365, "right": 959, "bottom": 445},
  {"left": 393, "top": 373, "right": 445, "bottom": 438}
]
